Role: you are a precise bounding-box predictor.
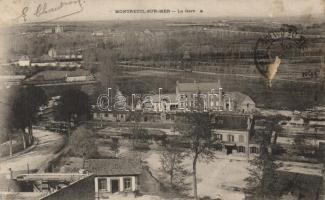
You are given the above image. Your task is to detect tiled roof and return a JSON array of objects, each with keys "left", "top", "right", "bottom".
[
  {"left": 84, "top": 158, "right": 142, "bottom": 176},
  {"left": 213, "top": 115, "right": 249, "bottom": 131}
]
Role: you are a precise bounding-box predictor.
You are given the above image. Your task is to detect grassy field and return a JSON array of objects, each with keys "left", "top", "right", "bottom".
[{"left": 116, "top": 69, "right": 322, "bottom": 111}]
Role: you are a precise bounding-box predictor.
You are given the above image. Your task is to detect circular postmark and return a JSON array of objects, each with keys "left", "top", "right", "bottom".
[{"left": 254, "top": 24, "right": 307, "bottom": 87}]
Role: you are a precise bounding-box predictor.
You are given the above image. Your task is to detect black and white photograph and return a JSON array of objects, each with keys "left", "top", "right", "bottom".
[{"left": 0, "top": 0, "right": 324, "bottom": 199}]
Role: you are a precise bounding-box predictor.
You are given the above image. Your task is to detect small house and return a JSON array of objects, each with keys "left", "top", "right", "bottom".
[
  {"left": 18, "top": 55, "right": 31, "bottom": 67},
  {"left": 85, "top": 158, "right": 142, "bottom": 199}
]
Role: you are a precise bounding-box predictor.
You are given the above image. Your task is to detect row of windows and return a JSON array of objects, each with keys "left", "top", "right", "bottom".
[
  {"left": 98, "top": 177, "right": 132, "bottom": 191},
  {"left": 216, "top": 134, "right": 245, "bottom": 143},
  {"left": 95, "top": 113, "right": 126, "bottom": 118},
  {"left": 236, "top": 146, "right": 258, "bottom": 153},
  {"left": 215, "top": 145, "right": 259, "bottom": 154}
]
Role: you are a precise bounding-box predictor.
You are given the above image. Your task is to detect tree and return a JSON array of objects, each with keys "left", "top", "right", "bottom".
[
  {"left": 129, "top": 111, "right": 152, "bottom": 150},
  {"left": 160, "top": 146, "right": 188, "bottom": 190},
  {"left": 292, "top": 134, "right": 308, "bottom": 156},
  {"left": 165, "top": 38, "right": 180, "bottom": 60},
  {"left": 175, "top": 112, "right": 216, "bottom": 200},
  {"left": 110, "top": 137, "right": 120, "bottom": 158},
  {"left": 70, "top": 125, "right": 97, "bottom": 159},
  {"left": 245, "top": 117, "right": 280, "bottom": 200},
  {"left": 10, "top": 86, "right": 48, "bottom": 149},
  {"left": 56, "top": 89, "right": 90, "bottom": 124},
  {"left": 94, "top": 47, "right": 117, "bottom": 89},
  {"left": 130, "top": 124, "right": 150, "bottom": 150}
]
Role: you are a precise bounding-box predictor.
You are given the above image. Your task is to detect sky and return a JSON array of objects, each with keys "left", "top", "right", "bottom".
[{"left": 0, "top": 0, "right": 324, "bottom": 24}]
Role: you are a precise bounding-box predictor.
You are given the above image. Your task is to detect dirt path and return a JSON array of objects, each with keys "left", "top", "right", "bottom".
[{"left": 0, "top": 129, "right": 65, "bottom": 191}]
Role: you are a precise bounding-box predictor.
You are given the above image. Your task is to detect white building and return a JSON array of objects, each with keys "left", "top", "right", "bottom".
[
  {"left": 18, "top": 55, "right": 31, "bottom": 67},
  {"left": 176, "top": 80, "right": 255, "bottom": 113},
  {"left": 55, "top": 25, "right": 64, "bottom": 33}
]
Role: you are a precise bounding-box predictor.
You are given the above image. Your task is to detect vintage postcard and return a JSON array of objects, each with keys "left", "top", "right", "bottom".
[{"left": 0, "top": 0, "right": 324, "bottom": 200}]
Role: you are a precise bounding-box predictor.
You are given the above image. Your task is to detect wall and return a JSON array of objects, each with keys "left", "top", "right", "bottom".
[
  {"left": 138, "top": 166, "right": 161, "bottom": 195},
  {"left": 214, "top": 129, "right": 248, "bottom": 145},
  {"left": 94, "top": 176, "right": 138, "bottom": 199},
  {"left": 40, "top": 175, "right": 95, "bottom": 200}
]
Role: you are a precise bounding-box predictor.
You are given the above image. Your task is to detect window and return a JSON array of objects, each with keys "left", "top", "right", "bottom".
[
  {"left": 250, "top": 147, "right": 259, "bottom": 154},
  {"left": 166, "top": 114, "right": 170, "bottom": 120},
  {"left": 180, "top": 102, "right": 184, "bottom": 108},
  {"left": 98, "top": 178, "right": 107, "bottom": 191},
  {"left": 124, "top": 177, "right": 132, "bottom": 190},
  {"left": 211, "top": 117, "right": 215, "bottom": 123},
  {"left": 228, "top": 135, "right": 234, "bottom": 142},
  {"left": 105, "top": 113, "right": 108, "bottom": 117},
  {"left": 216, "top": 134, "right": 223, "bottom": 141},
  {"left": 238, "top": 146, "right": 245, "bottom": 153},
  {"left": 217, "top": 119, "right": 224, "bottom": 125},
  {"left": 239, "top": 135, "right": 244, "bottom": 143}
]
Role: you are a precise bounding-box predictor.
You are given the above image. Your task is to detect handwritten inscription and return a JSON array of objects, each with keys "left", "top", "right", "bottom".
[{"left": 16, "top": 0, "right": 85, "bottom": 23}]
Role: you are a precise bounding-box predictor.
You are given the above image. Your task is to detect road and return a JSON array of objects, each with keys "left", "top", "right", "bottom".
[{"left": 0, "top": 129, "right": 65, "bottom": 191}]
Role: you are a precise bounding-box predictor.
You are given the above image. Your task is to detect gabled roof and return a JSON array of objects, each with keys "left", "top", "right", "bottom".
[
  {"left": 177, "top": 81, "right": 221, "bottom": 93},
  {"left": 84, "top": 158, "right": 142, "bottom": 176},
  {"left": 19, "top": 55, "right": 30, "bottom": 61}
]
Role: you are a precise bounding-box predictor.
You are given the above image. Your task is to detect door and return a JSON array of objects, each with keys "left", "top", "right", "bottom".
[
  {"left": 111, "top": 179, "right": 119, "bottom": 193},
  {"left": 226, "top": 146, "right": 232, "bottom": 155}
]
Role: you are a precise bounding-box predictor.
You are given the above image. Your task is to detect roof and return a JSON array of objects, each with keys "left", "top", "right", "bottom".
[
  {"left": 213, "top": 114, "right": 249, "bottom": 131},
  {"left": 19, "top": 55, "right": 30, "bottom": 61},
  {"left": 84, "top": 158, "right": 142, "bottom": 176},
  {"left": 31, "top": 55, "right": 55, "bottom": 62},
  {"left": 16, "top": 173, "right": 88, "bottom": 182},
  {"left": 149, "top": 93, "right": 177, "bottom": 103},
  {"left": 49, "top": 47, "right": 81, "bottom": 55},
  {"left": 276, "top": 161, "right": 323, "bottom": 177},
  {"left": 227, "top": 91, "right": 255, "bottom": 105},
  {"left": 26, "top": 69, "right": 90, "bottom": 81},
  {"left": 177, "top": 81, "right": 221, "bottom": 93}
]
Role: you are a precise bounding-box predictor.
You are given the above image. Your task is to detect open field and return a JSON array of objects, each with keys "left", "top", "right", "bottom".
[
  {"left": 143, "top": 150, "right": 248, "bottom": 200},
  {"left": 117, "top": 68, "right": 322, "bottom": 110}
]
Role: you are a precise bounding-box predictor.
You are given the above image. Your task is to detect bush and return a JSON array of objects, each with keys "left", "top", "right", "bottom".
[{"left": 69, "top": 125, "right": 98, "bottom": 158}]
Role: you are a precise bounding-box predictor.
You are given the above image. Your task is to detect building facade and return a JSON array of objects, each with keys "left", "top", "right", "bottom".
[
  {"left": 85, "top": 158, "right": 142, "bottom": 199},
  {"left": 176, "top": 80, "right": 255, "bottom": 113}
]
